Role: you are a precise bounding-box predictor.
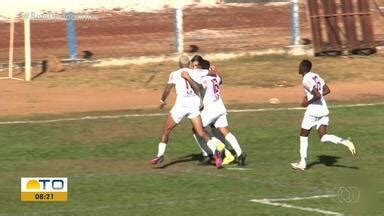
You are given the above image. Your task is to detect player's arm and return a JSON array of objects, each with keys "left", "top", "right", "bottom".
[
  {"left": 159, "top": 83, "right": 174, "bottom": 109},
  {"left": 207, "top": 65, "right": 218, "bottom": 77},
  {"left": 218, "top": 74, "right": 223, "bottom": 85},
  {"left": 200, "top": 85, "right": 207, "bottom": 99},
  {"left": 199, "top": 87, "right": 206, "bottom": 111},
  {"left": 323, "top": 84, "right": 331, "bottom": 96},
  {"left": 302, "top": 86, "right": 321, "bottom": 107},
  {"left": 210, "top": 66, "right": 223, "bottom": 84},
  {"left": 181, "top": 71, "right": 203, "bottom": 96}
]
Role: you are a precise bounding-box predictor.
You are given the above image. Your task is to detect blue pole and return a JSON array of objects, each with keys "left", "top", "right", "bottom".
[
  {"left": 65, "top": 12, "right": 78, "bottom": 60},
  {"left": 291, "top": 0, "right": 300, "bottom": 46}
]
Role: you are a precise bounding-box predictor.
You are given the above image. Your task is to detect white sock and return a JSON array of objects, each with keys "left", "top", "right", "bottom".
[
  {"left": 300, "top": 136, "right": 308, "bottom": 166},
  {"left": 225, "top": 133, "right": 242, "bottom": 156},
  {"left": 206, "top": 139, "right": 217, "bottom": 153},
  {"left": 211, "top": 137, "right": 225, "bottom": 150},
  {"left": 321, "top": 134, "right": 343, "bottom": 145},
  {"left": 193, "top": 134, "right": 210, "bottom": 156},
  {"left": 157, "top": 142, "right": 167, "bottom": 157}
]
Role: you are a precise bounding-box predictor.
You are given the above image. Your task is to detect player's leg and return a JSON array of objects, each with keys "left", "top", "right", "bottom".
[
  {"left": 210, "top": 126, "right": 235, "bottom": 165},
  {"left": 317, "top": 117, "right": 356, "bottom": 155},
  {"left": 217, "top": 126, "right": 243, "bottom": 156},
  {"left": 151, "top": 109, "right": 181, "bottom": 165},
  {"left": 192, "top": 109, "right": 213, "bottom": 163},
  {"left": 210, "top": 125, "right": 226, "bottom": 143},
  {"left": 192, "top": 128, "right": 211, "bottom": 157},
  {"left": 160, "top": 114, "right": 178, "bottom": 143},
  {"left": 291, "top": 114, "right": 314, "bottom": 170},
  {"left": 199, "top": 110, "right": 234, "bottom": 166},
  {"left": 192, "top": 127, "right": 212, "bottom": 165},
  {"left": 189, "top": 116, "right": 222, "bottom": 151},
  {"left": 206, "top": 109, "right": 235, "bottom": 165},
  {"left": 291, "top": 128, "right": 311, "bottom": 170},
  {"left": 215, "top": 127, "right": 244, "bottom": 166},
  {"left": 189, "top": 115, "right": 225, "bottom": 169},
  {"left": 214, "top": 114, "right": 245, "bottom": 166}
]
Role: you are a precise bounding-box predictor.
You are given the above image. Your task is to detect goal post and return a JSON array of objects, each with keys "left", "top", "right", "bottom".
[
  {"left": 8, "top": 16, "right": 14, "bottom": 78},
  {"left": 290, "top": 0, "right": 300, "bottom": 46},
  {"left": 173, "top": 0, "right": 184, "bottom": 54},
  {"left": 24, "top": 16, "right": 31, "bottom": 81},
  {"left": 0, "top": 15, "right": 32, "bottom": 81}
]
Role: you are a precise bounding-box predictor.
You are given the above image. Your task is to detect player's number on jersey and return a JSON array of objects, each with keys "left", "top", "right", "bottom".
[
  {"left": 185, "top": 79, "right": 193, "bottom": 94},
  {"left": 312, "top": 76, "right": 321, "bottom": 91},
  {"left": 211, "top": 79, "right": 220, "bottom": 99}
]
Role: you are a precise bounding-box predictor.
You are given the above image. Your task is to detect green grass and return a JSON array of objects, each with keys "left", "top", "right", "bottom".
[
  {"left": 0, "top": 103, "right": 383, "bottom": 215},
  {"left": 31, "top": 54, "right": 384, "bottom": 88}
]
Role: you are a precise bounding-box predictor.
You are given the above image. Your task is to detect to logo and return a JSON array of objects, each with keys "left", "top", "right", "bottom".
[
  {"left": 25, "top": 179, "right": 65, "bottom": 190},
  {"left": 21, "top": 177, "right": 68, "bottom": 202}
]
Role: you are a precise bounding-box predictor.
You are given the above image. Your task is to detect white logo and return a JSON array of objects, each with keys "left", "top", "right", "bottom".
[{"left": 336, "top": 186, "right": 360, "bottom": 203}]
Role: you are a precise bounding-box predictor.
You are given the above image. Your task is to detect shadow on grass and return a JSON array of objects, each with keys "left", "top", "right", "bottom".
[
  {"left": 154, "top": 149, "right": 237, "bottom": 169},
  {"left": 307, "top": 155, "right": 359, "bottom": 170},
  {"left": 154, "top": 153, "right": 205, "bottom": 169}
]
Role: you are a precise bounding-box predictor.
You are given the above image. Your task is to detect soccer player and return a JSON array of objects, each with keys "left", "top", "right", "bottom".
[
  {"left": 191, "top": 55, "right": 204, "bottom": 69},
  {"left": 150, "top": 55, "right": 225, "bottom": 169},
  {"left": 291, "top": 59, "right": 356, "bottom": 171},
  {"left": 192, "top": 59, "right": 246, "bottom": 166}
]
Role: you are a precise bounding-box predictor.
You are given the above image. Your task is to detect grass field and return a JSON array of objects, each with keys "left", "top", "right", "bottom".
[{"left": 0, "top": 102, "right": 383, "bottom": 215}]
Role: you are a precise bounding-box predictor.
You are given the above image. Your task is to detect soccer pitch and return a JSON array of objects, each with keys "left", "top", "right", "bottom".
[{"left": 0, "top": 103, "right": 383, "bottom": 215}]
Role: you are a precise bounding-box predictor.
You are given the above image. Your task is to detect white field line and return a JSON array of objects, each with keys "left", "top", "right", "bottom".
[
  {"left": 250, "top": 199, "right": 343, "bottom": 216},
  {"left": 228, "top": 102, "right": 384, "bottom": 113},
  {"left": 257, "top": 194, "right": 336, "bottom": 202},
  {"left": 0, "top": 102, "right": 382, "bottom": 125},
  {"left": 226, "top": 167, "right": 253, "bottom": 171},
  {"left": 250, "top": 194, "right": 343, "bottom": 216},
  {"left": 0, "top": 113, "right": 166, "bottom": 125}
]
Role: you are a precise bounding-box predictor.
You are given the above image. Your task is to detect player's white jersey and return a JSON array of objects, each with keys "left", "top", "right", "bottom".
[
  {"left": 193, "top": 68, "right": 210, "bottom": 84},
  {"left": 302, "top": 72, "right": 329, "bottom": 117},
  {"left": 201, "top": 74, "right": 226, "bottom": 114},
  {"left": 201, "top": 74, "right": 221, "bottom": 105},
  {"left": 168, "top": 68, "right": 207, "bottom": 107}
]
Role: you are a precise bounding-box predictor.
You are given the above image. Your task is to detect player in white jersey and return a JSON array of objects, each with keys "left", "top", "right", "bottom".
[
  {"left": 291, "top": 60, "right": 356, "bottom": 171},
  {"left": 191, "top": 58, "right": 246, "bottom": 166},
  {"left": 150, "top": 55, "right": 225, "bottom": 169}
]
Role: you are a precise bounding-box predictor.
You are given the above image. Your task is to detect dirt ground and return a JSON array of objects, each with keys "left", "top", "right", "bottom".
[{"left": 1, "top": 79, "right": 383, "bottom": 116}]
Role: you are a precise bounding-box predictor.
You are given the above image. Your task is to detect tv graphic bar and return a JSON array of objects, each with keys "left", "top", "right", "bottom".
[{"left": 21, "top": 177, "right": 68, "bottom": 202}]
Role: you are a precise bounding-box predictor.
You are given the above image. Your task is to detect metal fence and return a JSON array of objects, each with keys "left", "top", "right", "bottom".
[{"left": 307, "top": 0, "right": 378, "bottom": 55}]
